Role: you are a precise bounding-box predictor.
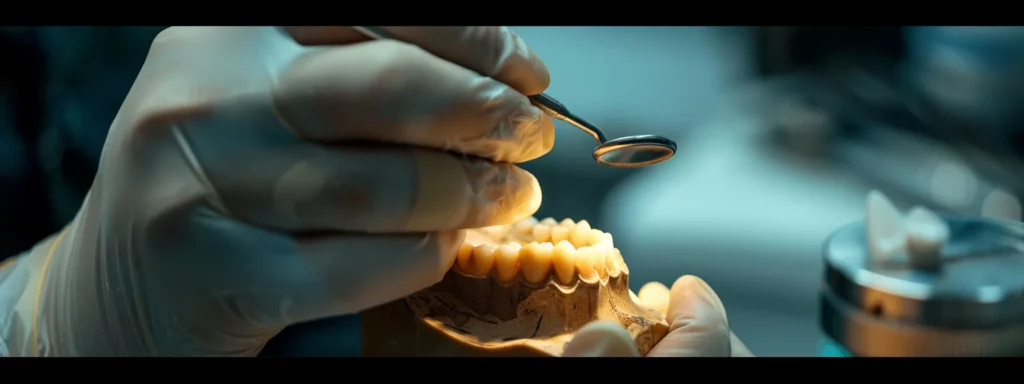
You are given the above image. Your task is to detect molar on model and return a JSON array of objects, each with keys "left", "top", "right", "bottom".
[{"left": 362, "top": 217, "right": 668, "bottom": 357}]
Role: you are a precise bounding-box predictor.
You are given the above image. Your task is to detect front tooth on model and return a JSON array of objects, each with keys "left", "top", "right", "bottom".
[
  {"left": 586, "top": 229, "right": 605, "bottom": 247},
  {"left": 605, "top": 248, "right": 627, "bottom": 275},
  {"left": 520, "top": 242, "right": 553, "bottom": 284},
  {"left": 575, "top": 246, "right": 599, "bottom": 281},
  {"left": 612, "top": 249, "right": 628, "bottom": 274},
  {"left": 540, "top": 217, "right": 558, "bottom": 226},
  {"left": 551, "top": 226, "right": 571, "bottom": 244},
  {"left": 560, "top": 218, "right": 576, "bottom": 227},
  {"left": 515, "top": 217, "right": 538, "bottom": 234},
  {"left": 592, "top": 248, "right": 609, "bottom": 278},
  {"left": 599, "top": 233, "right": 614, "bottom": 250},
  {"left": 552, "top": 240, "right": 578, "bottom": 285},
  {"left": 532, "top": 225, "right": 552, "bottom": 242},
  {"left": 570, "top": 220, "right": 592, "bottom": 248},
  {"left": 470, "top": 244, "right": 497, "bottom": 277},
  {"left": 457, "top": 243, "right": 475, "bottom": 274},
  {"left": 495, "top": 243, "right": 522, "bottom": 282},
  {"left": 604, "top": 248, "right": 620, "bottom": 275}
]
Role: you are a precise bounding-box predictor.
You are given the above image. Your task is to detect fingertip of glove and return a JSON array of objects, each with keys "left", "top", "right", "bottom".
[
  {"left": 435, "top": 230, "right": 466, "bottom": 277},
  {"left": 530, "top": 112, "right": 556, "bottom": 160},
  {"left": 476, "top": 164, "right": 543, "bottom": 227},
  {"left": 496, "top": 168, "right": 542, "bottom": 227},
  {"left": 495, "top": 27, "right": 550, "bottom": 96},
  {"left": 522, "top": 170, "right": 543, "bottom": 219},
  {"left": 499, "top": 109, "right": 555, "bottom": 165},
  {"left": 669, "top": 275, "right": 728, "bottom": 326},
  {"left": 563, "top": 321, "right": 639, "bottom": 357}
]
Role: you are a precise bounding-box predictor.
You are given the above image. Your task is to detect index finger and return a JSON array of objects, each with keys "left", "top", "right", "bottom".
[{"left": 284, "top": 26, "right": 550, "bottom": 96}]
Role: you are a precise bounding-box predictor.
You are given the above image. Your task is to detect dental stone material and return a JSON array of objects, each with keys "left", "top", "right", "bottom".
[{"left": 361, "top": 217, "right": 670, "bottom": 357}]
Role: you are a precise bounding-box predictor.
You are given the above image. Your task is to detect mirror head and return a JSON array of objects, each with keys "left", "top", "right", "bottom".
[{"left": 592, "top": 135, "right": 677, "bottom": 168}]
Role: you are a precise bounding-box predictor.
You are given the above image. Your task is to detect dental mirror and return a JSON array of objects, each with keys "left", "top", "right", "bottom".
[
  {"left": 528, "top": 93, "right": 677, "bottom": 168},
  {"left": 593, "top": 135, "right": 678, "bottom": 168},
  {"left": 351, "top": 26, "right": 678, "bottom": 168}
]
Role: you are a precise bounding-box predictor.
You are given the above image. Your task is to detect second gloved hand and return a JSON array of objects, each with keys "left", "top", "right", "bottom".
[
  {"left": 563, "top": 276, "right": 754, "bottom": 357},
  {"left": 1, "top": 26, "right": 554, "bottom": 356}
]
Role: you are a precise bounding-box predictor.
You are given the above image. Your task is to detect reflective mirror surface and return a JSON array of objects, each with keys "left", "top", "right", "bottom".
[{"left": 593, "top": 135, "right": 677, "bottom": 168}]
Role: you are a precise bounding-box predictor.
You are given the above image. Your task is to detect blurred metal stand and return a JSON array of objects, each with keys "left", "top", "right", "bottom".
[{"left": 756, "top": 26, "right": 1024, "bottom": 355}]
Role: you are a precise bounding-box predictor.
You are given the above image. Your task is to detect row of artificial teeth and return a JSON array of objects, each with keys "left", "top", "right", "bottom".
[
  {"left": 456, "top": 241, "right": 627, "bottom": 286},
  {"left": 510, "top": 217, "right": 614, "bottom": 248},
  {"left": 456, "top": 218, "right": 626, "bottom": 285}
]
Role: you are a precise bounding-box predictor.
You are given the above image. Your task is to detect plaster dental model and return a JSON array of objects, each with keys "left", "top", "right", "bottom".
[{"left": 362, "top": 217, "right": 670, "bottom": 357}]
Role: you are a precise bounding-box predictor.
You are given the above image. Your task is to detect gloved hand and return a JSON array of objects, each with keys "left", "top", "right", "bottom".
[
  {"left": 0, "top": 26, "right": 554, "bottom": 356},
  {"left": 563, "top": 275, "right": 754, "bottom": 357}
]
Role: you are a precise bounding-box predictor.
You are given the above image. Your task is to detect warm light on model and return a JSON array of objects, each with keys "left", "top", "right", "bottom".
[{"left": 362, "top": 217, "right": 670, "bottom": 356}]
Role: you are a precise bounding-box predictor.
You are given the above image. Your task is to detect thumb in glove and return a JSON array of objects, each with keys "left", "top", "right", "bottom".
[{"left": 563, "top": 275, "right": 753, "bottom": 357}]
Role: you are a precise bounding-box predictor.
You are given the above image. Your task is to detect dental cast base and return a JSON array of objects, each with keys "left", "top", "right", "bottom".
[{"left": 362, "top": 217, "right": 670, "bottom": 357}]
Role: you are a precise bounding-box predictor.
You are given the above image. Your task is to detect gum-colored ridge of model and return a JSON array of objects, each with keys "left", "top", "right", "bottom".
[{"left": 362, "top": 217, "right": 669, "bottom": 357}]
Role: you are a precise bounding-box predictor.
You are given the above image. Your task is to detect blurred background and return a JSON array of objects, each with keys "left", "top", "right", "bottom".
[{"left": 1, "top": 26, "right": 1021, "bottom": 356}]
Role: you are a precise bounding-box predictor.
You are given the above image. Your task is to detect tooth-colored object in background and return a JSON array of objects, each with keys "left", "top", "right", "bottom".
[
  {"left": 866, "top": 190, "right": 908, "bottom": 263},
  {"left": 904, "top": 206, "right": 950, "bottom": 269},
  {"left": 361, "top": 217, "right": 669, "bottom": 357},
  {"left": 865, "top": 191, "right": 951, "bottom": 270},
  {"left": 637, "top": 282, "right": 671, "bottom": 314}
]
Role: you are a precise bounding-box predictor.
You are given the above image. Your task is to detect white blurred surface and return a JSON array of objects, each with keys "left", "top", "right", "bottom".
[{"left": 601, "top": 94, "right": 875, "bottom": 356}]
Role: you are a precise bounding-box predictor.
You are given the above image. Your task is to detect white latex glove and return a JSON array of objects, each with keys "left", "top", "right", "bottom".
[
  {"left": 0, "top": 26, "right": 554, "bottom": 356},
  {"left": 563, "top": 276, "right": 754, "bottom": 357}
]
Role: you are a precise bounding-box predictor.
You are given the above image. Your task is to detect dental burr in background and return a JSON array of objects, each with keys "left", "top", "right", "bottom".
[{"left": 819, "top": 191, "right": 1024, "bottom": 357}]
